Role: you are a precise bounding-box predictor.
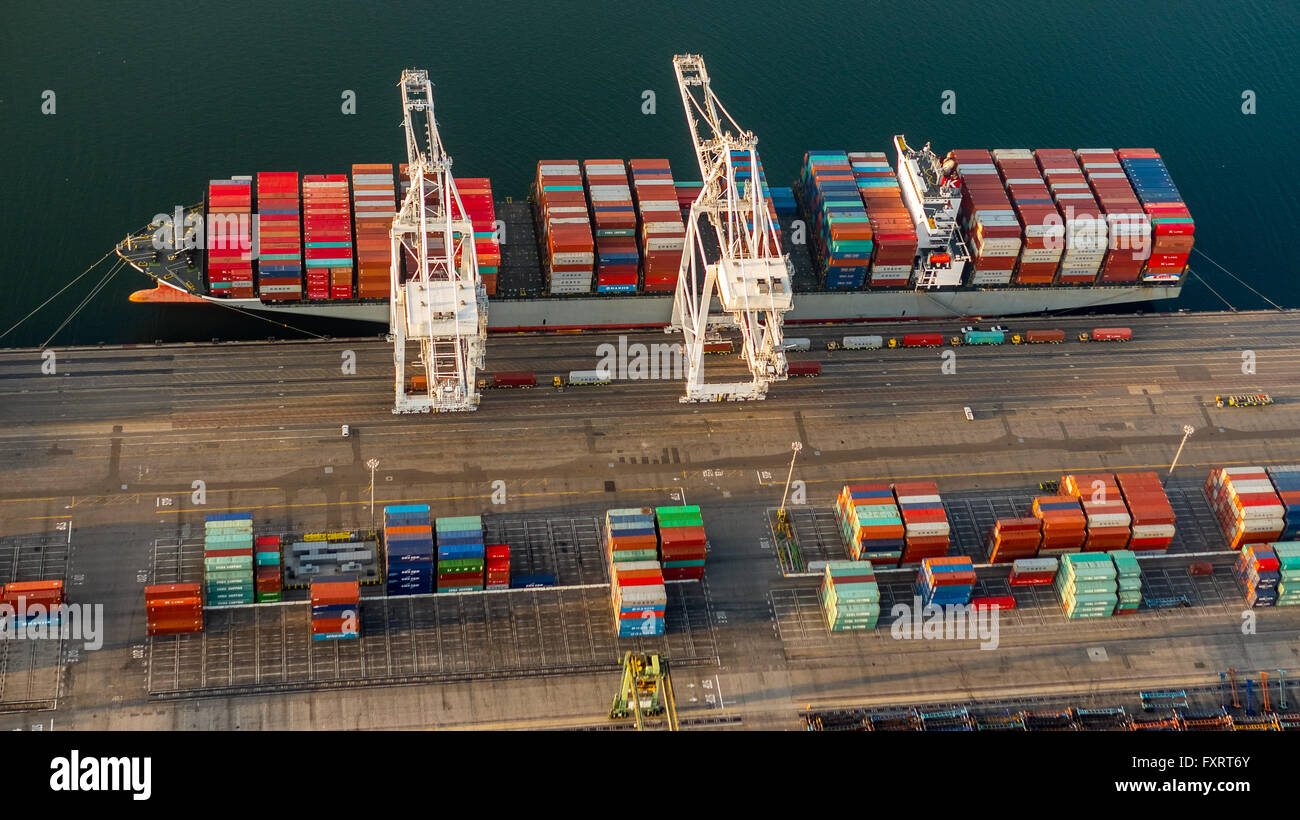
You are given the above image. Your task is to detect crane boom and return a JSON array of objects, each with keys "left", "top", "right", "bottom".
[
  {"left": 670, "top": 54, "right": 792, "bottom": 402},
  {"left": 389, "top": 69, "right": 487, "bottom": 414}
]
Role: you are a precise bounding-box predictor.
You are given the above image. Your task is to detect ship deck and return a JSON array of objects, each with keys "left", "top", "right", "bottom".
[{"left": 2, "top": 309, "right": 1299, "bottom": 729}]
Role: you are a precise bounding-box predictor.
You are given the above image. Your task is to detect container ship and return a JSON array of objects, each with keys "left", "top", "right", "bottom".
[{"left": 116, "top": 138, "right": 1190, "bottom": 331}]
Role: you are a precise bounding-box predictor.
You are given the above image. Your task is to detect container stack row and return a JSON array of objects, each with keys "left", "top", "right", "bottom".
[
  {"left": 916, "top": 556, "right": 976, "bottom": 607},
  {"left": 612, "top": 560, "right": 667, "bottom": 637},
  {"left": 1061, "top": 473, "right": 1133, "bottom": 550},
  {"left": 799, "top": 151, "right": 872, "bottom": 289},
  {"left": 385, "top": 504, "right": 434, "bottom": 596},
  {"left": 1266, "top": 466, "right": 1300, "bottom": 540},
  {"left": 455, "top": 177, "right": 500, "bottom": 295},
  {"left": 254, "top": 535, "right": 283, "bottom": 603},
  {"left": 985, "top": 517, "right": 1043, "bottom": 562},
  {"left": 655, "top": 505, "right": 706, "bottom": 581},
  {"left": 1034, "top": 149, "right": 1107, "bottom": 284},
  {"left": 486, "top": 544, "right": 510, "bottom": 590},
  {"left": 674, "top": 180, "right": 702, "bottom": 215},
  {"left": 1115, "top": 472, "right": 1176, "bottom": 551},
  {"left": 1032, "top": 496, "right": 1088, "bottom": 555},
  {"left": 820, "top": 561, "right": 881, "bottom": 631},
  {"left": 204, "top": 513, "right": 255, "bottom": 606},
  {"left": 992, "top": 149, "right": 1064, "bottom": 286},
  {"left": 206, "top": 177, "right": 254, "bottom": 298},
  {"left": 952, "top": 149, "right": 1021, "bottom": 286},
  {"left": 1110, "top": 550, "right": 1143, "bottom": 614},
  {"left": 630, "top": 159, "right": 685, "bottom": 293},
  {"left": 536, "top": 161, "right": 595, "bottom": 294},
  {"left": 1009, "top": 556, "right": 1058, "bottom": 586},
  {"left": 144, "top": 583, "right": 203, "bottom": 636},
  {"left": 254, "top": 172, "right": 302, "bottom": 301},
  {"left": 607, "top": 508, "right": 659, "bottom": 565},
  {"left": 302, "top": 174, "right": 353, "bottom": 300},
  {"left": 894, "top": 481, "right": 951, "bottom": 564},
  {"left": 1074, "top": 149, "right": 1149, "bottom": 282},
  {"left": 1236, "top": 544, "right": 1284, "bottom": 608},
  {"left": 351, "top": 163, "right": 396, "bottom": 298},
  {"left": 848, "top": 151, "right": 917, "bottom": 287},
  {"left": 836, "top": 483, "right": 905, "bottom": 563},
  {"left": 583, "top": 160, "right": 639, "bottom": 293},
  {"left": 1054, "top": 553, "right": 1118, "bottom": 618},
  {"left": 1206, "top": 467, "right": 1285, "bottom": 549},
  {"left": 1117, "top": 148, "right": 1194, "bottom": 281},
  {"left": 436, "top": 516, "right": 485, "bottom": 593},
  {"left": 310, "top": 575, "right": 359, "bottom": 641}
]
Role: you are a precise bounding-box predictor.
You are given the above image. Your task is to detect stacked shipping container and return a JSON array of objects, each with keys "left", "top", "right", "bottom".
[
  {"left": 1206, "top": 467, "right": 1286, "bottom": 548},
  {"left": 351, "top": 164, "right": 396, "bottom": 298},
  {"left": 799, "top": 152, "right": 872, "bottom": 289},
  {"left": 916, "top": 556, "right": 976, "bottom": 607},
  {"left": 1117, "top": 148, "right": 1194, "bottom": 281},
  {"left": 835, "top": 483, "right": 905, "bottom": 564},
  {"left": 205, "top": 177, "right": 254, "bottom": 298},
  {"left": 1074, "top": 149, "right": 1150, "bottom": 282},
  {"left": 820, "top": 561, "right": 881, "bottom": 631},
  {"left": 1034, "top": 149, "right": 1107, "bottom": 284},
  {"left": 385, "top": 504, "right": 434, "bottom": 596},
  {"left": 1054, "top": 553, "right": 1118, "bottom": 618},
  {"left": 310, "top": 575, "right": 359, "bottom": 640},
  {"left": 606, "top": 508, "right": 659, "bottom": 564},
  {"left": 255, "top": 172, "right": 303, "bottom": 301},
  {"left": 536, "top": 161, "right": 595, "bottom": 294},
  {"left": 435, "top": 515, "right": 485, "bottom": 592},
  {"left": 1111, "top": 550, "right": 1143, "bottom": 614},
  {"left": 953, "top": 149, "right": 1021, "bottom": 286},
  {"left": 894, "top": 481, "right": 951, "bottom": 564},
  {"left": 629, "top": 159, "right": 685, "bottom": 293},
  {"left": 1236, "top": 544, "right": 1284, "bottom": 608},
  {"left": 1267, "top": 466, "right": 1300, "bottom": 540},
  {"left": 655, "top": 505, "right": 706, "bottom": 581},
  {"left": 144, "top": 583, "right": 203, "bottom": 636},
  {"left": 1061, "top": 473, "right": 1132, "bottom": 550},
  {"left": 302, "top": 174, "right": 354, "bottom": 299},
  {"left": 992, "top": 149, "right": 1064, "bottom": 285},
  {"left": 1033, "top": 496, "right": 1087, "bottom": 555},
  {"left": 583, "top": 160, "right": 640, "bottom": 293},
  {"left": 1009, "top": 556, "right": 1058, "bottom": 586},
  {"left": 986, "top": 517, "right": 1043, "bottom": 563},
  {"left": 611, "top": 560, "right": 667, "bottom": 637},
  {"left": 1115, "top": 472, "right": 1176, "bottom": 551},
  {"left": 203, "top": 513, "right": 255, "bottom": 606},
  {"left": 455, "top": 178, "right": 500, "bottom": 295},
  {"left": 254, "top": 535, "right": 283, "bottom": 603},
  {"left": 1, "top": 580, "right": 65, "bottom": 631},
  {"left": 847, "top": 152, "right": 918, "bottom": 287}
]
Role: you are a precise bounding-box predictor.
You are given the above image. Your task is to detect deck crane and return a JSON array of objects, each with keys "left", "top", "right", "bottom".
[
  {"left": 669, "top": 54, "right": 793, "bottom": 403},
  {"left": 389, "top": 69, "right": 487, "bottom": 414}
]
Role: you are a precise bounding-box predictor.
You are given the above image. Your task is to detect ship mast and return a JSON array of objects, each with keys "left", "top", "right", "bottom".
[
  {"left": 670, "top": 54, "right": 793, "bottom": 403},
  {"left": 389, "top": 69, "right": 487, "bottom": 413}
]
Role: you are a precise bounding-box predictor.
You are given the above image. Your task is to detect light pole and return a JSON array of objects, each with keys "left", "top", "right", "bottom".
[
  {"left": 777, "top": 441, "right": 803, "bottom": 533},
  {"left": 366, "top": 458, "right": 380, "bottom": 532},
  {"left": 1166, "top": 425, "right": 1194, "bottom": 486}
]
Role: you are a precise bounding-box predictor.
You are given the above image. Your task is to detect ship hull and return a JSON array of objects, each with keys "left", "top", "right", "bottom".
[{"left": 192, "top": 284, "right": 1181, "bottom": 331}]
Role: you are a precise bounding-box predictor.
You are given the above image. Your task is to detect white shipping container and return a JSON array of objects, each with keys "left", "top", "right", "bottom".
[
  {"left": 897, "top": 494, "right": 942, "bottom": 505},
  {"left": 1228, "top": 480, "right": 1277, "bottom": 494},
  {"left": 870, "top": 265, "right": 912, "bottom": 275},
  {"left": 1238, "top": 517, "right": 1284, "bottom": 533},
  {"left": 905, "top": 522, "right": 952, "bottom": 537},
  {"left": 645, "top": 238, "right": 686, "bottom": 252},
  {"left": 552, "top": 252, "right": 595, "bottom": 265},
  {"left": 842, "top": 335, "right": 884, "bottom": 349},
  {"left": 971, "top": 271, "right": 1013, "bottom": 285},
  {"left": 1086, "top": 513, "right": 1133, "bottom": 528},
  {"left": 1239, "top": 505, "right": 1286, "bottom": 521}
]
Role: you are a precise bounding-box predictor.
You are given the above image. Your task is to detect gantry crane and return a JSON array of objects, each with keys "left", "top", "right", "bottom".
[
  {"left": 609, "top": 652, "right": 679, "bottom": 731},
  {"left": 669, "top": 54, "right": 793, "bottom": 403},
  {"left": 389, "top": 69, "right": 487, "bottom": 414}
]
